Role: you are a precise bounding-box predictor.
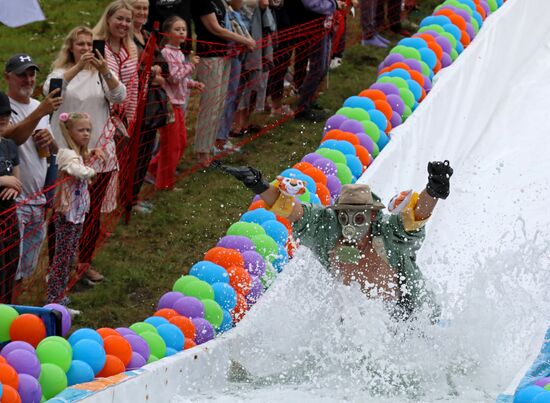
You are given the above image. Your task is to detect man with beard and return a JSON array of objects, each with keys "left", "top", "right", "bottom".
[
  {"left": 3, "top": 53, "right": 62, "bottom": 281},
  {"left": 217, "top": 160, "right": 453, "bottom": 321}
]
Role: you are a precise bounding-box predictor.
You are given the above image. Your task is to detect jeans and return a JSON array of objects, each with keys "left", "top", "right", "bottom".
[{"left": 16, "top": 203, "right": 46, "bottom": 280}]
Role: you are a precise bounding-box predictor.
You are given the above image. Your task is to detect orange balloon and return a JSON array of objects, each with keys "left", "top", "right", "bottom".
[
  {"left": 292, "top": 161, "right": 314, "bottom": 171},
  {"left": 104, "top": 335, "right": 132, "bottom": 366},
  {"left": 154, "top": 308, "right": 179, "bottom": 320},
  {"left": 408, "top": 70, "right": 426, "bottom": 88},
  {"left": 9, "top": 314, "right": 46, "bottom": 348},
  {"left": 248, "top": 199, "right": 267, "bottom": 211},
  {"left": 204, "top": 247, "right": 244, "bottom": 270},
  {"left": 315, "top": 182, "right": 331, "bottom": 206},
  {"left": 459, "top": 31, "right": 471, "bottom": 47},
  {"left": 227, "top": 265, "right": 252, "bottom": 296},
  {"left": 169, "top": 316, "right": 196, "bottom": 341},
  {"left": 97, "top": 328, "right": 120, "bottom": 339},
  {"left": 0, "top": 384, "right": 21, "bottom": 403},
  {"left": 97, "top": 354, "right": 126, "bottom": 378},
  {"left": 0, "top": 363, "right": 18, "bottom": 389},
  {"left": 475, "top": 3, "right": 486, "bottom": 19},
  {"left": 323, "top": 129, "right": 344, "bottom": 138},
  {"left": 433, "top": 58, "right": 442, "bottom": 74},
  {"left": 419, "top": 88, "right": 427, "bottom": 102},
  {"left": 374, "top": 100, "right": 392, "bottom": 120},
  {"left": 435, "top": 9, "right": 467, "bottom": 31},
  {"left": 0, "top": 356, "right": 6, "bottom": 364},
  {"left": 354, "top": 145, "right": 371, "bottom": 168},
  {"left": 385, "top": 121, "right": 392, "bottom": 133},
  {"left": 302, "top": 166, "right": 327, "bottom": 186},
  {"left": 275, "top": 216, "right": 292, "bottom": 234},
  {"left": 231, "top": 293, "right": 248, "bottom": 323},
  {"left": 183, "top": 338, "right": 196, "bottom": 350},
  {"left": 425, "top": 40, "right": 443, "bottom": 61},
  {"left": 358, "top": 89, "right": 386, "bottom": 102},
  {"left": 338, "top": 132, "right": 360, "bottom": 145},
  {"left": 379, "top": 62, "right": 413, "bottom": 76},
  {"left": 286, "top": 238, "right": 296, "bottom": 258}
]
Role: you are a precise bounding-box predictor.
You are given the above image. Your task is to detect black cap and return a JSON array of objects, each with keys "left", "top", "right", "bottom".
[
  {"left": 5, "top": 53, "right": 40, "bottom": 74},
  {"left": 0, "top": 91, "right": 17, "bottom": 116}
]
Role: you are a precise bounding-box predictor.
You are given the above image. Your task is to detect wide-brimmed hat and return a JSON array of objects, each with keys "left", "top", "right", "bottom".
[{"left": 331, "top": 184, "right": 385, "bottom": 211}]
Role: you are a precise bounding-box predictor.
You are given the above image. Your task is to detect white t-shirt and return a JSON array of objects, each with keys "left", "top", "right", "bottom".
[{"left": 9, "top": 97, "right": 50, "bottom": 205}]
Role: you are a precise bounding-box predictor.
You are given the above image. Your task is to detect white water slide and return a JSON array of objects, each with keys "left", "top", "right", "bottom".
[{"left": 74, "top": 0, "right": 550, "bottom": 401}]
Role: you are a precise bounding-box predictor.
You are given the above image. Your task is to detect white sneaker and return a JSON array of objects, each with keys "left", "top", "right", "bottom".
[
  {"left": 67, "top": 308, "right": 81, "bottom": 317},
  {"left": 330, "top": 57, "right": 343, "bottom": 70},
  {"left": 223, "top": 140, "right": 241, "bottom": 152}
]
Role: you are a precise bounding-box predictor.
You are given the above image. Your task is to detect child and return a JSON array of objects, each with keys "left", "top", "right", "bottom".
[
  {"left": 47, "top": 112, "right": 104, "bottom": 304},
  {"left": 0, "top": 91, "right": 22, "bottom": 303},
  {"left": 148, "top": 16, "right": 204, "bottom": 190}
]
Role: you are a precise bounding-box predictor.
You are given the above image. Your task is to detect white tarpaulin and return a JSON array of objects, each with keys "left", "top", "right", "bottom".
[{"left": 0, "top": 0, "right": 45, "bottom": 28}]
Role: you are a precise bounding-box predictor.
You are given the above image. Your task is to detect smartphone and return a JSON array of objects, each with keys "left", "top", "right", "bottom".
[
  {"left": 92, "top": 39, "right": 105, "bottom": 58},
  {"left": 48, "top": 78, "right": 63, "bottom": 98}
]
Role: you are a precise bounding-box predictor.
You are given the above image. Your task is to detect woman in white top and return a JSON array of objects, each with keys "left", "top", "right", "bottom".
[{"left": 44, "top": 26, "right": 126, "bottom": 283}]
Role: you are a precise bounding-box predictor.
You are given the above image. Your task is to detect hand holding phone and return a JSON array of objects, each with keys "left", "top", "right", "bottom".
[
  {"left": 48, "top": 78, "right": 63, "bottom": 98},
  {"left": 93, "top": 40, "right": 106, "bottom": 58}
]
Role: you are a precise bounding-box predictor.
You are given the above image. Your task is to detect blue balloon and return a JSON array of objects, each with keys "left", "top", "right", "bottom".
[
  {"left": 216, "top": 309, "right": 233, "bottom": 333},
  {"left": 320, "top": 139, "right": 356, "bottom": 156},
  {"left": 67, "top": 360, "right": 95, "bottom": 386},
  {"left": 310, "top": 193, "right": 322, "bottom": 205},
  {"left": 367, "top": 109, "right": 388, "bottom": 132},
  {"left": 513, "top": 385, "right": 545, "bottom": 403},
  {"left": 384, "top": 68, "right": 411, "bottom": 80},
  {"left": 377, "top": 132, "right": 390, "bottom": 150},
  {"left": 455, "top": 40, "right": 464, "bottom": 54},
  {"left": 165, "top": 347, "right": 178, "bottom": 356},
  {"left": 405, "top": 79, "right": 423, "bottom": 101},
  {"left": 420, "top": 15, "right": 451, "bottom": 28},
  {"left": 0, "top": 383, "right": 3, "bottom": 399},
  {"left": 261, "top": 220, "right": 289, "bottom": 247},
  {"left": 345, "top": 154, "right": 363, "bottom": 178},
  {"left": 495, "top": 0, "right": 503, "bottom": 6},
  {"left": 157, "top": 324, "right": 184, "bottom": 351},
  {"left": 144, "top": 316, "right": 169, "bottom": 328},
  {"left": 418, "top": 47, "right": 437, "bottom": 70},
  {"left": 279, "top": 169, "right": 316, "bottom": 194},
  {"left": 272, "top": 246, "right": 289, "bottom": 273},
  {"left": 398, "top": 37, "right": 427, "bottom": 49},
  {"left": 68, "top": 328, "right": 104, "bottom": 347},
  {"left": 343, "top": 96, "right": 375, "bottom": 111},
  {"left": 72, "top": 339, "right": 107, "bottom": 375},
  {"left": 319, "top": 139, "right": 339, "bottom": 150},
  {"left": 189, "top": 261, "right": 230, "bottom": 284},
  {"left": 455, "top": 0, "right": 476, "bottom": 12},
  {"left": 442, "top": 23, "right": 462, "bottom": 41},
  {"left": 240, "top": 208, "right": 276, "bottom": 225},
  {"left": 212, "top": 282, "right": 237, "bottom": 310},
  {"left": 470, "top": 10, "right": 483, "bottom": 28}
]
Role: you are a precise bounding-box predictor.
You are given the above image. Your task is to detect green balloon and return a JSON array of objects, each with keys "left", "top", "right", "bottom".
[
  {"left": 227, "top": 221, "right": 265, "bottom": 238},
  {"left": 173, "top": 276, "right": 197, "bottom": 294},
  {"left": 317, "top": 148, "right": 346, "bottom": 165},
  {"left": 250, "top": 234, "right": 279, "bottom": 260},
  {"left": 418, "top": 24, "right": 445, "bottom": 36},
  {"left": 36, "top": 338, "right": 72, "bottom": 372},
  {"left": 371, "top": 142, "right": 380, "bottom": 158},
  {"left": 450, "top": 48, "right": 459, "bottom": 61},
  {"left": 130, "top": 322, "right": 158, "bottom": 335},
  {"left": 42, "top": 336, "right": 72, "bottom": 354},
  {"left": 545, "top": 383, "right": 550, "bottom": 391},
  {"left": 442, "top": 0, "right": 473, "bottom": 16},
  {"left": 140, "top": 331, "right": 166, "bottom": 359},
  {"left": 346, "top": 108, "right": 371, "bottom": 122},
  {"left": 41, "top": 396, "right": 46, "bottom": 403},
  {"left": 260, "top": 261, "right": 277, "bottom": 288},
  {"left": 486, "top": 0, "right": 497, "bottom": 12},
  {"left": 384, "top": 76, "right": 408, "bottom": 89},
  {"left": 402, "top": 105, "right": 412, "bottom": 121},
  {"left": 360, "top": 120, "right": 380, "bottom": 142},
  {"left": 0, "top": 304, "right": 19, "bottom": 342},
  {"left": 147, "top": 354, "right": 159, "bottom": 364},
  {"left": 439, "top": 31, "right": 458, "bottom": 50},
  {"left": 297, "top": 187, "right": 311, "bottom": 203},
  {"left": 398, "top": 88, "right": 415, "bottom": 109},
  {"left": 470, "top": 17, "right": 479, "bottom": 33},
  {"left": 202, "top": 299, "right": 223, "bottom": 328},
  {"left": 335, "top": 107, "right": 354, "bottom": 118},
  {"left": 417, "top": 60, "right": 432, "bottom": 78},
  {"left": 335, "top": 163, "right": 353, "bottom": 185},
  {"left": 182, "top": 280, "right": 214, "bottom": 300},
  {"left": 39, "top": 363, "right": 68, "bottom": 399},
  {"left": 390, "top": 45, "right": 421, "bottom": 61}
]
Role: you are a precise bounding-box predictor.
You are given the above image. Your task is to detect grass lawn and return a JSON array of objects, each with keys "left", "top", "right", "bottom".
[{"left": 0, "top": 0, "right": 441, "bottom": 329}]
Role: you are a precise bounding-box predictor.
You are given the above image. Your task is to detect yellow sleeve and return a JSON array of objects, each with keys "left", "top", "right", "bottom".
[{"left": 401, "top": 192, "right": 430, "bottom": 232}]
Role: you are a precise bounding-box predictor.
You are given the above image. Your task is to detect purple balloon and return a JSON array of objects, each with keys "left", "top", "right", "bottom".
[
  {"left": 18, "top": 373, "right": 42, "bottom": 403},
  {"left": 124, "top": 334, "right": 150, "bottom": 361},
  {"left": 441, "top": 52, "right": 452, "bottom": 68},
  {"left": 339, "top": 120, "right": 365, "bottom": 134},
  {"left": 401, "top": 58, "right": 424, "bottom": 74},
  {"left": 370, "top": 82, "right": 400, "bottom": 96},
  {"left": 478, "top": 0, "right": 490, "bottom": 16},
  {"left": 534, "top": 377, "right": 550, "bottom": 387},
  {"left": 438, "top": 5, "right": 472, "bottom": 24},
  {"left": 246, "top": 276, "right": 264, "bottom": 305},
  {"left": 313, "top": 157, "right": 337, "bottom": 176},
  {"left": 157, "top": 291, "right": 184, "bottom": 310},
  {"left": 355, "top": 133, "right": 375, "bottom": 154},
  {"left": 173, "top": 296, "right": 204, "bottom": 319},
  {"left": 386, "top": 94, "right": 405, "bottom": 115},
  {"left": 242, "top": 250, "right": 266, "bottom": 277},
  {"left": 302, "top": 152, "right": 323, "bottom": 164},
  {"left": 127, "top": 352, "right": 147, "bottom": 370},
  {"left": 6, "top": 349, "right": 41, "bottom": 378},
  {"left": 433, "top": 35, "right": 453, "bottom": 54},
  {"left": 191, "top": 318, "right": 215, "bottom": 345},
  {"left": 217, "top": 235, "right": 256, "bottom": 253},
  {"left": 1, "top": 341, "right": 36, "bottom": 358},
  {"left": 390, "top": 111, "right": 403, "bottom": 128},
  {"left": 326, "top": 175, "right": 342, "bottom": 197},
  {"left": 44, "top": 303, "right": 71, "bottom": 336},
  {"left": 465, "top": 23, "right": 475, "bottom": 41},
  {"left": 115, "top": 327, "right": 137, "bottom": 337},
  {"left": 324, "top": 114, "right": 347, "bottom": 132},
  {"left": 382, "top": 53, "right": 405, "bottom": 68}
]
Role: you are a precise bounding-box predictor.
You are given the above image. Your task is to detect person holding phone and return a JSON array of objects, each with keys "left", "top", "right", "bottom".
[{"left": 44, "top": 26, "right": 126, "bottom": 284}]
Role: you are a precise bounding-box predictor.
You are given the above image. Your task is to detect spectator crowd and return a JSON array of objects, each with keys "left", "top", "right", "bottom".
[{"left": 0, "top": 0, "right": 414, "bottom": 308}]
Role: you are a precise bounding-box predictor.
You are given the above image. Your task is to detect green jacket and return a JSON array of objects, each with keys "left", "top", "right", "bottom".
[{"left": 292, "top": 204, "right": 440, "bottom": 320}]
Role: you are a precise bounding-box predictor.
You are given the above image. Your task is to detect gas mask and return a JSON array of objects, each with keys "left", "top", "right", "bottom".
[{"left": 337, "top": 209, "right": 372, "bottom": 244}]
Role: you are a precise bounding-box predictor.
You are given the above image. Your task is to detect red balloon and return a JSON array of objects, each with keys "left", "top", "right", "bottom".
[
  {"left": 292, "top": 161, "right": 314, "bottom": 171},
  {"left": 154, "top": 308, "right": 179, "bottom": 320},
  {"left": 183, "top": 338, "right": 196, "bottom": 350},
  {"left": 0, "top": 363, "right": 19, "bottom": 389},
  {"left": 9, "top": 314, "right": 46, "bottom": 348},
  {"left": 97, "top": 328, "right": 120, "bottom": 339},
  {"left": 358, "top": 89, "right": 386, "bottom": 102},
  {"left": 96, "top": 354, "right": 125, "bottom": 378},
  {"left": 248, "top": 199, "right": 268, "bottom": 211},
  {"left": 103, "top": 335, "right": 133, "bottom": 366},
  {"left": 204, "top": 247, "right": 244, "bottom": 270},
  {"left": 302, "top": 166, "right": 327, "bottom": 186},
  {"left": 315, "top": 182, "right": 331, "bottom": 206},
  {"left": 227, "top": 265, "right": 252, "bottom": 295},
  {"left": 0, "top": 384, "right": 21, "bottom": 403},
  {"left": 231, "top": 293, "right": 248, "bottom": 323},
  {"left": 374, "top": 99, "right": 393, "bottom": 121},
  {"left": 169, "top": 316, "right": 196, "bottom": 341}
]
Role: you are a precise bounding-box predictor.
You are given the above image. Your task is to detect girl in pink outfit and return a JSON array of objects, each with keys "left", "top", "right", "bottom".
[{"left": 149, "top": 16, "right": 204, "bottom": 190}]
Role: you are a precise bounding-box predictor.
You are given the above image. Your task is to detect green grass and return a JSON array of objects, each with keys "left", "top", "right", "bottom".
[{"left": 0, "top": 1, "right": 441, "bottom": 329}]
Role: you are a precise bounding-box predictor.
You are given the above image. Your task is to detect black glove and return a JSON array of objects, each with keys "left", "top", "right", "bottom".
[
  {"left": 426, "top": 160, "right": 453, "bottom": 199},
  {"left": 213, "top": 161, "right": 271, "bottom": 195}
]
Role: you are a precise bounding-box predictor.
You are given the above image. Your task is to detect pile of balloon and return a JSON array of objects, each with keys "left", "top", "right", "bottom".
[
  {"left": 513, "top": 378, "right": 550, "bottom": 403},
  {"left": 0, "top": 1, "right": 508, "bottom": 402}
]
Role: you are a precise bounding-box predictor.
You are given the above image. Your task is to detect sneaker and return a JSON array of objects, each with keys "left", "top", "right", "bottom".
[
  {"left": 361, "top": 36, "right": 389, "bottom": 48},
  {"left": 374, "top": 33, "right": 391, "bottom": 44},
  {"left": 330, "top": 57, "right": 343, "bottom": 70},
  {"left": 67, "top": 307, "right": 82, "bottom": 317},
  {"left": 144, "top": 172, "right": 156, "bottom": 185},
  {"left": 133, "top": 202, "right": 152, "bottom": 214},
  {"left": 223, "top": 140, "right": 241, "bottom": 152},
  {"left": 85, "top": 267, "right": 104, "bottom": 282}
]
